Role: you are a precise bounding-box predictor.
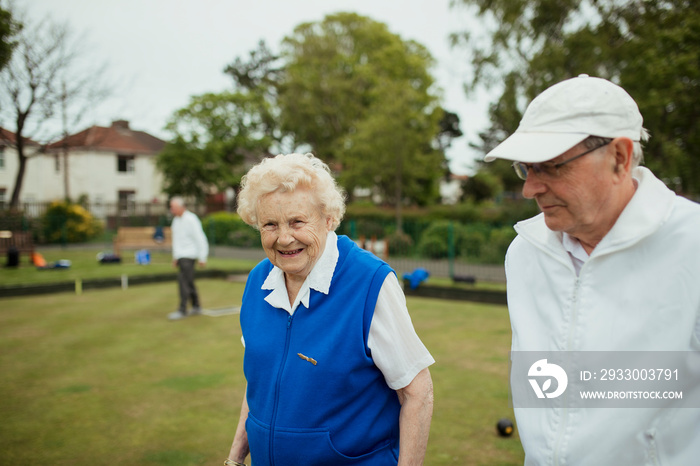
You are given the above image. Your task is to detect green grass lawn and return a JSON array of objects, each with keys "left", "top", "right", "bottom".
[
  {"left": 0, "top": 279, "right": 523, "bottom": 465},
  {"left": 427, "top": 276, "right": 507, "bottom": 292},
  {"left": 0, "top": 249, "right": 259, "bottom": 286}
]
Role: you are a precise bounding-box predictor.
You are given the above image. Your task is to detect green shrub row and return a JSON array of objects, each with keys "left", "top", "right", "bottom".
[
  {"left": 201, "top": 211, "right": 259, "bottom": 248},
  {"left": 200, "top": 211, "right": 517, "bottom": 264},
  {"left": 2, "top": 198, "right": 529, "bottom": 264},
  {"left": 389, "top": 221, "right": 516, "bottom": 264}
]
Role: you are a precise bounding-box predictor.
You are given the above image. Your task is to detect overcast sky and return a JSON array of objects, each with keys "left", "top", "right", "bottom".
[{"left": 19, "top": 0, "right": 494, "bottom": 174}]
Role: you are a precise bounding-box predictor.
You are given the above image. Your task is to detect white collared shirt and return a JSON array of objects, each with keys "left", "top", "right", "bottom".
[
  {"left": 562, "top": 232, "right": 588, "bottom": 275},
  {"left": 255, "top": 231, "right": 434, "bottom": 390}
]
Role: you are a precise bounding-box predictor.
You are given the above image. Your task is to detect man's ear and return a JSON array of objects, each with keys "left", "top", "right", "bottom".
[{"left": 611, "top": 137, "right": 634, "bottom": 179}]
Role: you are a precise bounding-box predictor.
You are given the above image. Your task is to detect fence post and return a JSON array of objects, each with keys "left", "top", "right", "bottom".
[
  {"left": 208, "top": 218, "right": 216, "bottom": 249},
  {"left": 448, "top": 221, "right": 455, "bottom": 280},
  {"left": 61, "top": 221, "right": 67, "bottom": 248}
]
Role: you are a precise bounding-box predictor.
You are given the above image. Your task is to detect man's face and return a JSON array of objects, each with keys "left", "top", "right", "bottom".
[
  {"left": 521, "top": 142, "right": 616, "bottom": 240},
  {"left": 169, "top": 202, "right": 184, "bottom": 217}
]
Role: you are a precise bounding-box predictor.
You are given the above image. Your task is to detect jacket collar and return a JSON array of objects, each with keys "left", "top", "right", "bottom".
[{"left": 515, "top": 167, "right": 676, "bottom": 259}]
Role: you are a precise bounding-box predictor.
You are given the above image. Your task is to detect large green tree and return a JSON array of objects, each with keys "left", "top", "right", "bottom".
[
  {"left": 167, "top": 13, "right": 453, "bottom": 216},
  {"left": 339, "top": 79, "right": 444, "bottom": 230},
  {"left": 276, "top": 12, "right": 446, "bottom": 211},
  {"left": 453, "top": 0, "right": 700, "bottom": 196},
  {"left": 157, "top": 91, "right": 275, "bottom": 200}
]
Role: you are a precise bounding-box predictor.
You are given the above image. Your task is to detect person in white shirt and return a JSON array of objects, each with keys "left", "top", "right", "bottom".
[
  {"left": 484, "top": 75, "right": 700, "bottom": 465},
  {"left": 168, "top": 196, "right": 209, "bottom": 321}
]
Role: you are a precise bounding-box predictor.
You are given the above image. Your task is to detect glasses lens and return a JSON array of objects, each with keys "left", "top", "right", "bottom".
[{"left": 513, "top": 162, "right": 528, "bottom": 180}]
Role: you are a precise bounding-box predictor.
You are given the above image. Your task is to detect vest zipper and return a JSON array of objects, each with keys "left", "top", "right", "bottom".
[{"left": 269, "top": 313, "right": 294, "bottom": 465}]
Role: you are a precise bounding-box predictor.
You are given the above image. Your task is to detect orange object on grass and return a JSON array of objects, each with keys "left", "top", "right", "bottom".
[{"left": 32, "top": 252, "right": 47, "bottom": 267}]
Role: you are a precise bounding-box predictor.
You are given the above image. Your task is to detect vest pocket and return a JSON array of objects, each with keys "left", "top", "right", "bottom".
[{"left": 246, "top": 413, "right": 398, "bottom": 465}]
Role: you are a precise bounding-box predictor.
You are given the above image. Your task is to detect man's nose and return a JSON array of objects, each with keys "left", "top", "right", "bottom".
[{"left": 522, "top": 171, "right": 547, "bottom": 199}]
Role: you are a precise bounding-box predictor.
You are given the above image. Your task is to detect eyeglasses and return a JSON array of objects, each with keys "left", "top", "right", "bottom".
[{"left": 512, "top": 141, "right": 611, "bottom": 181}]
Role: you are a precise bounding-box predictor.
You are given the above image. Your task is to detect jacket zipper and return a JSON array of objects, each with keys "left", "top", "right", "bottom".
[
  {"left": 553, "top": 275, "right": 581, "bottom": 466},
  {"left": 269, "top": 314, "right": 294, "bottom": 465}
]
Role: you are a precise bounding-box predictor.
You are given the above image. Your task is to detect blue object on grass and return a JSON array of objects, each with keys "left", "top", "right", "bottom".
[
  {"left": 402, "top": 268, "right": 430, "bottom": 289},
  {"left": 37, "top": 259, "right": 71, "bottom": 270},
  {"left": 135, "top": 249, "right": 151, "bottom": 265}
]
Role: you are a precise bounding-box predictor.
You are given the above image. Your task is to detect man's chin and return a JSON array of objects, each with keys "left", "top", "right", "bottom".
[{"left": 542, "top": 212, "right": 567, "bottom": 232}]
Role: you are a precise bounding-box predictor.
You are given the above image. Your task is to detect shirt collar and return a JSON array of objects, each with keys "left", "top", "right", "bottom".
[
  {"left": 562, "top": 232, "right": 589, "bottom": 262},
  {"left": 261, "top": 231, "right": 339, "bottom": 314}
]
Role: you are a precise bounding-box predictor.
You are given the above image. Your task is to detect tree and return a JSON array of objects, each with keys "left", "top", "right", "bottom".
[
  {"left": 0, "top": 5, "right": 20, "bottom": 75},
  {"left": 225, "top": 40, "right": 282, "bottom": 98},
  {"left": 275, "top": 12, "right": 445, "bottom": 229},
  {"left": 452, "top": 0, "right": 700, "bottom": 196},
  {"left": 436, "top": 109, "right": 464, "bottom": 154},
  {"left": 224, "top": 40, "right": 290, "bottom": 151},
  {"left": 339, "top": 79, "right": 444, "bottom": 231},
  {"left": 0, "top": 10, "right": 110, "bottom": 209},
  {"left": 157, "top": 91, "right": 275, "bottom": 200},
  {"left": 461, "top": 171, "right": 503, "bottom": 203}
]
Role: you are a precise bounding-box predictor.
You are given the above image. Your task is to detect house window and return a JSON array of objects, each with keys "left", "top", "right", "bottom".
[
  {"left": 118, "top": 190, "right": 136, "bottom": 214},
  {"left": 0, "top": 188, "right": 6, "bottom": 209},
  {"left": 0, "top": 147, "right": 4, "bottom": 169},
  {"left": 117, "top": 155, "right": 135, "bottom": 173},
  {"left": 54, "top": 154, "right": 61, "bottom": 172}
]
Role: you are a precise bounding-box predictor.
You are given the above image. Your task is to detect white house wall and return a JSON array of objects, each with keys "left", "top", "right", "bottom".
[
  {"left": 0, "top": 146, "right": 64, "bottom": 203},
  {"left": 0, "top": 146, "right": 20, "bottom": 200},
  {"left": 0, "top": 148, "right": 165, "bottom": 204}
]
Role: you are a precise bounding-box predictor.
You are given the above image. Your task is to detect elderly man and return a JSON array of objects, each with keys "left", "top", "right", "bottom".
[
  {"left": 485, "top": 75, "right": 700, "bottom": 465},
  {"left": 168, "top": 196, "right": 209, "bottom": 321}
]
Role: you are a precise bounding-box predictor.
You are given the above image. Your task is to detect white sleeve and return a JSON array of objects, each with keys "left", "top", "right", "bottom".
[
  {"left": 368, "top": 272, "right": 435, "bottom": 390},
  {"left": 192, "top": 216, "right": 209, "bottom": 262}
]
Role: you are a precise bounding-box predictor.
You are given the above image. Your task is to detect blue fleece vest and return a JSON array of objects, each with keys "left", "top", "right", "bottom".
[{"left": 240, "top": 235, "right": 401, "bottom": 465}]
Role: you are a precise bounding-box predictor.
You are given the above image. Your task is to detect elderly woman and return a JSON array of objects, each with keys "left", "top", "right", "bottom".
[{"left": 225, "top": 153, "right": 434, "bottom": 466}]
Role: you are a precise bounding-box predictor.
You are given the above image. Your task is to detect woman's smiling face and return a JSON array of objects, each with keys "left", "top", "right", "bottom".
[{"left": 256, "top": 187, "right": 332, "bottom": 282}]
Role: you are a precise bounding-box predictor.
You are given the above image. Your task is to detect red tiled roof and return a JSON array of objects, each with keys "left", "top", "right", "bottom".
[
  {"left": 0, "top": 127, "right": 40, "bottom": 146},
  {"left": 48, "top": 120, "right": 165, "bottom": 154}
]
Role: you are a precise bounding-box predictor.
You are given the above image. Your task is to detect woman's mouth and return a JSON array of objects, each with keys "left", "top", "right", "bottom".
[{"left": 279, "top": 248, "right": 303, "bottom": 256}]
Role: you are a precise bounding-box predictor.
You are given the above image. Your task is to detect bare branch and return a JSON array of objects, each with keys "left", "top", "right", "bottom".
[{"left": 0, "top": 6, "right": 112, "bottom": 208}]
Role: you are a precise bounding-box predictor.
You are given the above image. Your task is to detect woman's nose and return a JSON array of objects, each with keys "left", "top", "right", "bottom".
[{"left": 277, "top": 225, "right": 295, "bottom": 245}]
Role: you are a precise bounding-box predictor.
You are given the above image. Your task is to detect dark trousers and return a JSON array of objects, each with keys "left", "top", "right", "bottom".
[{"left": 177, "top": 258, "right": 200, "bottom": 313}]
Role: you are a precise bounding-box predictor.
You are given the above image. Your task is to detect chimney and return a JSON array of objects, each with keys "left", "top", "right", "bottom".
[{"left": 112, "top": 120, "right": 130, "bottom": 129}]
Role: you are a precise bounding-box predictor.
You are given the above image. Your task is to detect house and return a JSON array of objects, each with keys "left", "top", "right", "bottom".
[
  {"left": 0, "top": 120, "right": 166, "bottom": 214},
  {"left": 0, "top": 127, "right": 40, "bottom": 209}
]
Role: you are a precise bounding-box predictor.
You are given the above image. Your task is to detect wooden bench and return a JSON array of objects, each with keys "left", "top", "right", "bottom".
[
  {"left": 113, "top": 226, "right": 172, "bottom": 256},
  {"left": 0, "top": 230, "right": 35, "bottom": 264}
]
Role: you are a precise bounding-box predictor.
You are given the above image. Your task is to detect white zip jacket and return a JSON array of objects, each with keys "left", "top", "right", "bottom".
[
  {"left": 171, "top": 209, "right": 209, "bottom": 263},
  {"left": 506, "top": 167, "right": 700, "bottom": 465}
]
